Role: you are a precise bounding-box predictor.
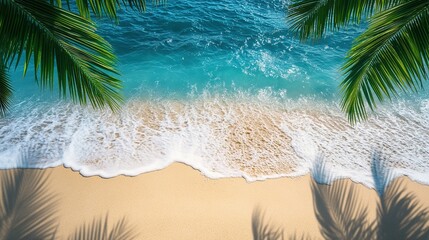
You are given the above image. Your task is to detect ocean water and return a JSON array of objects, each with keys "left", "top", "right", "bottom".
[{"left": 1, "top": 0, "right": 429, "bottom": 186}]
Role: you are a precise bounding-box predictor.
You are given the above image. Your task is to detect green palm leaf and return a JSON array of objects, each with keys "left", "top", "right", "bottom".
[
  {"left": 61, "top": 0, "right": 148, "bottom": 20},
  {"left": 0, "top": 57, "right": 12, "bottom": 116},
  {"left": 341, "top": 0, "right": 429, "bottom": 122},
  {"left": 0, "top": 0, "right": 123, "bottom": 111},
  {"left": 287, "top": 0, "right": 399, "bottom": 40}
]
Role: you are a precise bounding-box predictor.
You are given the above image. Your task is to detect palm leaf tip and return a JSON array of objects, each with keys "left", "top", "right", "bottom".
[
  {"left": 340, "top": 0, "right": 429, "bottom": 123},
  {"left": 62, "top": 0, "right": 153, "bottom": 20},
  {"left": 0, "top": 57, "right": 12, "bottom": 116},
  {"left": 1, "top": 0, "right": 123, "bottom": 111},
  {"left": 287, "top": 0, "right": 388, "bottom": 41}
]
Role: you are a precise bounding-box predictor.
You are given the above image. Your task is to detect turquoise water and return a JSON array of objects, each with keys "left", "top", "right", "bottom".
[
  {"left": 106, "top": 0, "right": 351, "bottom": 99},
  {"left": 1, "top": 0, "right": 429, "bottom": 186}
]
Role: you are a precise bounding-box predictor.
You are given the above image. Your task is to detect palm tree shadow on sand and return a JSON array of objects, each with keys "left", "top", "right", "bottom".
[
  {"left": 252, "top": 207, "right": 284, "bottom": 240},
  {"left": 252, "top": 207, "right": 310, "bottom": 240},
  {"left": 251, "top": 207, "right": 311, "bottom": 240},
  {"left": 68, "top": 215, "right": 137, "bottom": 240},
  {"left": 371, "top": 153, "right": 429, "bottom": 240},
  {"left": 0, "top": 150, "right": 58, "bottom": 240},
  {"left": 0, "top": 148, "right": 137, "bottom": 240},
  {"left": 253, "top": 152, "right": 429, "bottom": 240}
]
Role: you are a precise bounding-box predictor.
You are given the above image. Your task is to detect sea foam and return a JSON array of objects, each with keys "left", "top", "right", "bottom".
[{"left": 1, "top": 92, "right": 428, "bottom": 187}]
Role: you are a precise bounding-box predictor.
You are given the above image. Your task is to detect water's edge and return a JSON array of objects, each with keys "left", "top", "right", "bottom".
[{"left": 2, "top": 96, "right": 428, "bottom": 189}]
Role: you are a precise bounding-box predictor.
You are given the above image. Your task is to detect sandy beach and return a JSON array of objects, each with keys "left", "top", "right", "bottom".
[{"left": 1, "top": 163, "right": 428, "bottom": 239}]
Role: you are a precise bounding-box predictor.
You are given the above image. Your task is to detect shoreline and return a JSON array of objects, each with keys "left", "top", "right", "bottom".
[
  {"left": 4, "top": 160, "right": 429, "bottom": 188},
  {"left": 2, "top": 97, "right": 429, "bottom": 186},
  {"left": 1, "top": 162, "right": 429, "bottom": 239}
]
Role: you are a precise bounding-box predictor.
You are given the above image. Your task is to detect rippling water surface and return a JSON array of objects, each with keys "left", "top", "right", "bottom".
[{"left": 2, "top": 0, "right": 429, "bottom": 186}]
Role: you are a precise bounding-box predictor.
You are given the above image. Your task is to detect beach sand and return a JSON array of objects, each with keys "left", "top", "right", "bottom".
[{"left": 1, "top": 163, "right": 429, "bottom": 239}]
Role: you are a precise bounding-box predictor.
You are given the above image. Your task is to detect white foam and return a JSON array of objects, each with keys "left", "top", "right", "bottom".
[{"left": 1, "top": 93, "right": 428, "bottom": 187}]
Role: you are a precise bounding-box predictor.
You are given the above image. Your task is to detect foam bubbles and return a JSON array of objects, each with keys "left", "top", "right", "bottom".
[{"left": 1, "top": 95, "right": 428, "bottom": 187}]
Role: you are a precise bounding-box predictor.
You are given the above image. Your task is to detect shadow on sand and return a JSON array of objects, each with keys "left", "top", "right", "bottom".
[
  {"left": 253, "top": 152, "right": 429, "bottom": 240},
  {"left": 0, "top": 149, "right": 137, "bottom": 240},
  {"left": 1, "top": 148, "right": 428, "bottom": 239}
]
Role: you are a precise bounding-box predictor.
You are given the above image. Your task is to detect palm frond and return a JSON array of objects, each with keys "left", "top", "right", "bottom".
[
  {"left": 310, "top": 157, "right": 373, "bottom": 239},
  {"left": 68, "top": 215, "right": 137, "bottom": 240},
  {"left": 57, "top": 0, "right": 165, "bottom": 20},
  {"left": 0, "top": 57, "right": 12, "bottom": 116},
  {"left": 340, "top": 0, "right": 429, "bottom": 123},
  {"left": 65, "top": 0, "right": 146, "bottom": 19},
  {"left": 0, "top": 0, "right": 123, "bottom": 111},
  {"left": 252, "top": 207, "right": 284, "bottom": 240},
  {"left": 287, "top": 0, "right": 399, "bottom": 41},
  {"left": 0, "top": 151, "right": 58, "bottom": 240},
  {"left": 376, "top": 178, "right": 429, "bottom": 240}
]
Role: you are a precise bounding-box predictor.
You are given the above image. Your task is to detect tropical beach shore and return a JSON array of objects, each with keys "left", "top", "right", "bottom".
[{"left": 1, "top": 163, "right": 428, "bottom": 239}]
